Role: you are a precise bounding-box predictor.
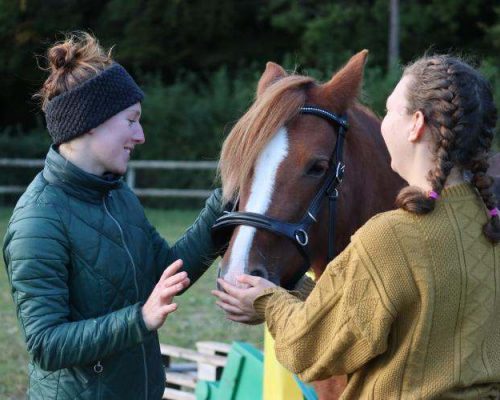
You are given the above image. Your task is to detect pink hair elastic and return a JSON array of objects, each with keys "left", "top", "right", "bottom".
[
  {"left": 489, "top": 208, "right": 499, "bottom": 217},
  {"left": 428, "top": 190, "right": 440, "bottom": 200}
]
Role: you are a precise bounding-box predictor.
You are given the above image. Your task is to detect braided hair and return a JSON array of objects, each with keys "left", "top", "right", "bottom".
[{"left": 395, "top": 55, "right": 499, "bottom": 243}]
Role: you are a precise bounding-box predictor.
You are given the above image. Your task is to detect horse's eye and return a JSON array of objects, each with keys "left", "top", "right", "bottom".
[{"left": 306, "top": 161, "right": 328, "bottom": 177}]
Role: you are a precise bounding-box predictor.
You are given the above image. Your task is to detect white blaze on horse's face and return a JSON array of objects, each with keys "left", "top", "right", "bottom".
[{"left": 223, "top": 127, "right": 289, "bottom": 285}]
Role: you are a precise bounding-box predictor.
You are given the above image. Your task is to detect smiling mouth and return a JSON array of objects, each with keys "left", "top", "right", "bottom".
[{"left": 124, "top": 147, "right": 134, "bottom": 155}]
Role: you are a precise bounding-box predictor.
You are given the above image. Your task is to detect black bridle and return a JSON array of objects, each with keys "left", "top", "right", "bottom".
[{"left": 212, "top": 105, "right": 349, "bottom": 289}]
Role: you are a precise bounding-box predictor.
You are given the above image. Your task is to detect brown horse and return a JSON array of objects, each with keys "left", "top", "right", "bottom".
[{"left": 214, "top": 50, "right": 405, "bottom": 399}]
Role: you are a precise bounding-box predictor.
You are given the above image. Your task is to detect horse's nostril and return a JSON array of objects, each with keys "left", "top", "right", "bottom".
[
  {"left": 250, "top": 268, "right": 268, "bottom": 279},
  {"left": 216, "top": 265, "right": 223, "bottom": 290}
]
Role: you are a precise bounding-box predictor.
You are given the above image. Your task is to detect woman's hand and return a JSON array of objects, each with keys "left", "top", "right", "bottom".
[
  {"left": 212, "top": 275, "right": 276, "bottom": 323},
  {"left": 141, "top": 259, "right": 190, "bottom": 331}
]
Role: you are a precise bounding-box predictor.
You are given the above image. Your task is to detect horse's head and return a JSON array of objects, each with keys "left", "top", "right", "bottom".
[{"left": 214, "top": 50, "right": 403, "bottom": 288}]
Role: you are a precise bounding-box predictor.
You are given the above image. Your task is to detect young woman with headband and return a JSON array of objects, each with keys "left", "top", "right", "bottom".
[{"left": 3, "top": 32, "right": 224, "bottom": 399}]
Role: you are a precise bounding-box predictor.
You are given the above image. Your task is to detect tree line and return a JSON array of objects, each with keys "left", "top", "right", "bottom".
[{"left": 0, "top": 0, "right": 498, "bottom": 206}]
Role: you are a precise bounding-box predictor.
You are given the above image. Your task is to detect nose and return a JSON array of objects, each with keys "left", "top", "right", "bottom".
[
  {"left": 133, "top": 123, "right": 145, "bottom": 144},
  {"left": 249, "top": 265, "right": 269, "bottom": 280},
  {"left": 216, "top": 265, "right": 223, "bottom": 291}
]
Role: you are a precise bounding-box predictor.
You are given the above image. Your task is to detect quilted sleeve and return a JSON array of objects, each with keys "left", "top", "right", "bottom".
[
  {"left": 3, "top": 205, "right": 150, "bottom": 371},
  {"left": 153, "top": 188, "right": 224, "bottom": 286}
]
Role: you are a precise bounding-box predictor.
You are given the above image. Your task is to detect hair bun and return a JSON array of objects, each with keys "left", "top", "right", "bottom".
[
  {"left": 35, "top": 31, "right": 113, "bottom": 110},
  {"left": 48, "top": 43, "right": 78, "bottom": 72}
]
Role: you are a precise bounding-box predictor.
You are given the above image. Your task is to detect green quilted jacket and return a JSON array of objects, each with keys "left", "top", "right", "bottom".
[{"left": 3, "top": 146, "right": 224, "bottom": 399}]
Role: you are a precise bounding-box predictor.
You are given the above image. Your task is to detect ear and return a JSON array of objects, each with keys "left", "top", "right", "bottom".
[
  {"left": 322, "top": 50, "right": 369, "bottom": 110},
  {"left": 408, "top": 110, "right": 426, "bottom": 142},
  {"left": 257, "top": 62, "right": 287, "bottom": 97}
]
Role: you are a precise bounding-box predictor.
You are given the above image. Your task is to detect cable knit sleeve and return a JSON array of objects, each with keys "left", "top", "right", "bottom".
[{"left": 253, "top": 222, "right": 398, "bottom": 382}]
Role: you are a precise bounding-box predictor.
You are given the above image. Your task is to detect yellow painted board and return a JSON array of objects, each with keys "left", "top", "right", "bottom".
[{"left": 263, "top": 327, "right": 303, "bottom": 400}]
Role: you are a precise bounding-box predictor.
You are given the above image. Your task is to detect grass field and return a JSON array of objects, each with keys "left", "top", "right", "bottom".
[{"left": 0, "top": 207, "right": 263, "bottom": 399}]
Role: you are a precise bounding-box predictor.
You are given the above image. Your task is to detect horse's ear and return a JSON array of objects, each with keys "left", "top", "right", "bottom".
[
  {"left": 323, "top": 50, "right": 369, "bottom": 110},
  {"left": 257, "top": 62, "right": 287, "bottom": 97}
]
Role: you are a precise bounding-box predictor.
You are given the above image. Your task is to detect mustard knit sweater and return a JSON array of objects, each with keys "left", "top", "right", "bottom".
[{"left": 254, "top": 183, "right": 500, "bottom": 399}]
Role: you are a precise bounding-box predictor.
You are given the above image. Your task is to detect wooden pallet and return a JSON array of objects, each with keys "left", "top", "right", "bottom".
[{"left": 161, "top": 341, "right": 231, "bottom": 400}]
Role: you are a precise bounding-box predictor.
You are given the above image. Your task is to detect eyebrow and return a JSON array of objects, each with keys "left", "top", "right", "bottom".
[{"left": 129, "top": 110, "right": 141, "bottom": 118}]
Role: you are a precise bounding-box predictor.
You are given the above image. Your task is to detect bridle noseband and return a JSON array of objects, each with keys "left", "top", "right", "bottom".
[{"left": 212, "top": 105, "right": 349, "bottom": 289}]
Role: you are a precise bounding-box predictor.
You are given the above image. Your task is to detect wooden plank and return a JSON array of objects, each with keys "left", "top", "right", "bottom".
[
  {"left": 162, "top": 388, "right": 196, "bottom": 400},
  {"left": 0, "top": 186, "right": 213, "bottom": 198},
  {"left": 0, "top": 158, "right": 217, "bottom": 170},
  {"left": 133, "top": 188, "right": 212, "bottom": 198},
  {"left": 126, "top": 167, "right": 136, "bottom": 189},
  {"left": 0, "top": 159, "right": 44, "bottom": 167},
  {"left": 166, "top": 372, "right": 197, "bottom": 388},
  {"left": 166, "top": 363, "right": 197, "bottom": 373},
  {"left": 195, "top": 341, "right": 231, "bottom": 381},
  {"left": 197, "top": 363, "right": 223, "bottom": 382},
  {"left": 160, "top": 344, "right": 227, "bottom": 367},
  {"left": 129, "top": 160, "right": 217, "bottom": 170},
  {"left": 0, "top": 186, "right": 26, "bottom": 194},
  {"left": 196, "top": 341, "right": 231, "bottom": 355}
]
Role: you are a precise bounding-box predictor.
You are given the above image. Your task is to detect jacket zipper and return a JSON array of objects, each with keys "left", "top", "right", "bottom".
[
  {"left": 94, "top": 361, "right": 103, "bottom": 399},
  {"left": 103, "top": 193, "right": 149, "bottom": 400}
]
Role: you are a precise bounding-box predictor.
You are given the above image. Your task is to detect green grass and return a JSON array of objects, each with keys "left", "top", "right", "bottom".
[{"left": 0, "top": 207, "right": 263, "bottom": 399}]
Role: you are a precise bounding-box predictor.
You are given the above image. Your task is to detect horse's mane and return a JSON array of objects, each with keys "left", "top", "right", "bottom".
[{"left": 219, "top": 74, "right": 315, "bottom": 203}]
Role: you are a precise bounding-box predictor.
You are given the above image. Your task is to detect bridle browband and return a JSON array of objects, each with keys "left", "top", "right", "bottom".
[{"left": 212, "top": 105, "right": 349, "bottom": 289}]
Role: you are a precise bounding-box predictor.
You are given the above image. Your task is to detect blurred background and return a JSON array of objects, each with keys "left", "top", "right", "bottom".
[
  {"left": 0, "top": 1, "right": 499, "bottom": 398},
  {"left": 0, "top": 0, "right": 498, "bottom": 209}
]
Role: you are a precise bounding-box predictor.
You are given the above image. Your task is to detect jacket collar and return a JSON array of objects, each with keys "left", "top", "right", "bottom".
[{"left": 43, "top": 145, "right": 123, "bottom": 203}]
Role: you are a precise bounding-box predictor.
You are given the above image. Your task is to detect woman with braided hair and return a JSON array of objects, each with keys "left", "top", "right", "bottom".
[
  {"left": 214, "top": 54, "right": 500, "bottom": 399},
  {"left": 3, "top": 32, "right": 224, "bottom": 399},
  {"left": 390, "top": 55, "right": 499, "bottom": 237}
]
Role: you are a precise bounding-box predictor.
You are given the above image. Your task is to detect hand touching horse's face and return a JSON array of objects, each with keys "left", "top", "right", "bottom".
[{"left": 215, "top": 51, "right": 403, "bottom": 289}]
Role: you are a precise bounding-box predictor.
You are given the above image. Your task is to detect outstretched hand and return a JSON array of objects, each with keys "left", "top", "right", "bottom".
[
  {"left": 212, "top": 275, "right": 276, "bottom": 323},
  {"left": 142, "top": 259, "right": 190, "bottom": 331}
]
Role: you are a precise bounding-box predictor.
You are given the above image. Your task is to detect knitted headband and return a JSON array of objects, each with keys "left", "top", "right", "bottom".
[{"left": 44, "top": 63, "right": 144, "bottom": 144}]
